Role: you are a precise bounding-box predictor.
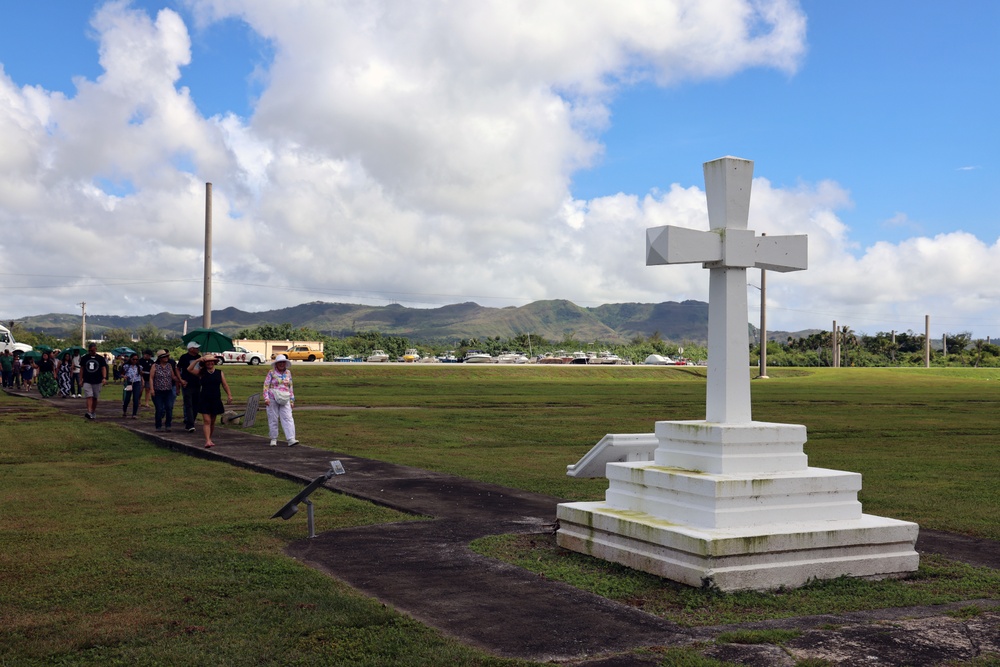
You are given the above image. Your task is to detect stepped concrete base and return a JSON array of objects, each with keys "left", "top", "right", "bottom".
[
  {"left": 558, "top": 419, "right": 920, "bottom": 590},
  {"left": 604, "top": 462, "right": 865, "bottom": 529},
  {"left": 556, "top": 501, "right": 919, "bottom": 591}
]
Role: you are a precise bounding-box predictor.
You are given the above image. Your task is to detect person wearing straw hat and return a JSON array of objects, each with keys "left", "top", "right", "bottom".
[
  {"left": 262, "top": 354, "right": 298, "bottom": 447},
  {"left": 149, "top": 349, "right": 181, "bottom": 431},
  {"left": 195, "top": 354, "right": 233, "bottom": 448}
]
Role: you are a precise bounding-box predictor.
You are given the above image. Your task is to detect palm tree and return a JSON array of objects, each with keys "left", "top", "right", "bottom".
[
  {"left": 974, "top": 339, "right": 985, "bottom": 368},
  {"left": 839, "top": 325, "right": 857, "bottom": 366}
]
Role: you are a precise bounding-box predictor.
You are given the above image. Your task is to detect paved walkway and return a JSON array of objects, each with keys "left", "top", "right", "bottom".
[{"left": 10, "top": 388, "right": 1000, "bottom": 665}]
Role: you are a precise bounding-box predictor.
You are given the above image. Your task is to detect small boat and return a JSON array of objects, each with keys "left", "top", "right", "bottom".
[
  {"left": 537, "top": 350, "right": 571, "bottom": 364},
  {"left": 367, "top": 349, "right": 390, "bottom": 363},
  {"left": 463, "top": 350, "right": 493, "bottom": 363},
  {"left": 643, "top": 354, "right": 676, "bottom": 365},
  {"left": 403, "top": 348, "right": 420, "bottom": 363},
  {"left": 495, "top": 351, "right": 529, "bottom": 364},
  {"left": 591, "top": 351, "right": 623, "bottom": 365},
  {"left": 569, "top": 351, "right": 590, "bottom": 364},
  {"left": 416, "top": 354, "right": 440, "bottom": 363},
  {"left": 437, "top": 351, "right": 459, "bottom": 363}
]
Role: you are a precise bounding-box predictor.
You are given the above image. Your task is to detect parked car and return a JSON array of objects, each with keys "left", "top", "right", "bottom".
[
  {"left": 218, "top": 345, "right": 265, "bottom": 365},
  {"left": 283, "top": 345, "right": 324, "bottom": 362}
]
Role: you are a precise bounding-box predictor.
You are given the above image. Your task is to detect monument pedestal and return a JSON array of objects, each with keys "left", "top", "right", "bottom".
[{"left": 556, "top": 420, "right": 920, "bottom": 591}]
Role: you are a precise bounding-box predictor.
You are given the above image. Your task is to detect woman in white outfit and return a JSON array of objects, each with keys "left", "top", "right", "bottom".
[{"left": 262, "top": 354, "right": 299, "bottom": 447}]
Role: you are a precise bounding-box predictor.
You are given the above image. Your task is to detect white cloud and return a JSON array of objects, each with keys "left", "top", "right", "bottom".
[{"left": 2, "top": 1, "right": 998, "bottom": 337}]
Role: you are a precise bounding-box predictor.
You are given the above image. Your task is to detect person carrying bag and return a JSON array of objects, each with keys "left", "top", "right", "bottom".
[{"left": 262, "top": 354, "right": 299, "bottom": 447}]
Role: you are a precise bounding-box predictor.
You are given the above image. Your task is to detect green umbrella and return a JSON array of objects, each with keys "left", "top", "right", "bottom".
[
  {"left": 58, "top": 345, "right": 87, "bottom": 361},
  {"left": 21, "top": 350, "right": 42, "bottom": 362},
  {"left": 34, "top": 344, "right": 54, "bottom": 353},
  {"left": 111, "top": 346, "right": 137, "bottom": 357},
  {"left": 181, "top": 328, "right": 235, "bottom": 354}
]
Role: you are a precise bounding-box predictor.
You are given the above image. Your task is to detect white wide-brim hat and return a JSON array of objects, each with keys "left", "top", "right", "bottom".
[{"left": 271, "top": 354, "right": 289, "bottom": 365}]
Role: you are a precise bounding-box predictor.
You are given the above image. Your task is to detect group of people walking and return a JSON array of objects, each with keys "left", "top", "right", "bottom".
[
  {"left": 1, "top": 349, "right": 66, "bottom": 395},
  {"left": 2, "top": 342, "right": 299, "bottom": 450}
]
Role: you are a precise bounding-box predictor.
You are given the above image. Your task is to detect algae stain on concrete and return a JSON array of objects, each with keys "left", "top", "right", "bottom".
[
  {"left": 739, "top": 535, "right": 774, "bottom": 552},
  {"left": 600, "top": 508, "right": 680, "bottom": 530},
  {"left": 669, "top": 422, "right": 715, "bottom": 436},
  {"left": 647, "top": 465, "right": 706, "bottom": 475}
]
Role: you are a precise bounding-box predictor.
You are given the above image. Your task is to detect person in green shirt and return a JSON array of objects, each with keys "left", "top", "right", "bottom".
[{"left": 0, "top": 350, "right": 13, "bottom": 388}]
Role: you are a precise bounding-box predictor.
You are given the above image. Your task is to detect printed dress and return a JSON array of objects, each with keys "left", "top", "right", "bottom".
[{"left": 58, "top": 362, "right": 73, "bottom": 396}]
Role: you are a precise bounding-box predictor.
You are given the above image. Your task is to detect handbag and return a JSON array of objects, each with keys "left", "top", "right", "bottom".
[{"left": 272, "top": 386, "right": 292, "bottom": 406}]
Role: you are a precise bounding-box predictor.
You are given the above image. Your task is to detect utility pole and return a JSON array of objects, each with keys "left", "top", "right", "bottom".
[
  {"left": 942, "top": 334, "right": 947, "bottom": 362},
  {"left": 203, "top": 182, "right": 213, "bottom": 329},
  {"left": 924, "top": 315, "right": 930, "bottom": 368},
  {"left": 79, "top": 302, "right": 87, "bottom": 347},
  {"left": 759, "top": 233, "right": 768, "bottom": 378}
]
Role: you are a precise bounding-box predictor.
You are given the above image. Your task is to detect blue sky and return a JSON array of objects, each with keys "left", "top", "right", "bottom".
[
  {"left": 573, "top": 1, "right": 999, "bottom": 248},
  {"left": 0, "top": 1, "right": 269, "bottom": 118},
  {"left": 1, "top": 1, "right": 998, "bottom": 337}
]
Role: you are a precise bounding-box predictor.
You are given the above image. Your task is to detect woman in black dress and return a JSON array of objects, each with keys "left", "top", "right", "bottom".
[{"left": 196, "top": 355, "right": 233, "bottom": 448}]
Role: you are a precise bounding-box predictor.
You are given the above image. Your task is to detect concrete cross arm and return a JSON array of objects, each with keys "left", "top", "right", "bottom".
[
  {"left": 646, "top": 225, "right": 720, "bottom": 266},
  {"left": 646, "top": 225, "right": 807, "bottom": 273},
  {"left": 755, "top": 234, "right": 808, "bottom": 273}
]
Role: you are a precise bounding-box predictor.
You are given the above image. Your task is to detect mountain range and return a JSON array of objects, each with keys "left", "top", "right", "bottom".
[{"left": 12, "top": 299, "right": 809, "bottom": 344}]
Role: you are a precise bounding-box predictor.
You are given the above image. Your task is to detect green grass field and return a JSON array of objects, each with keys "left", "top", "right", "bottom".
[
  {"left": 2, "top": 365, "right": 998, "bottom": 664},
  {"left": 223, "top": 364, "right": 1000, "bottom": 538},
  {"left": 0, "top": 394, "right": 531, "bottom": 666}
]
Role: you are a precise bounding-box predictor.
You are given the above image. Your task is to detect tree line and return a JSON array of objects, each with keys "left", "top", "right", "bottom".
[
  {"left": 754, "top": 328, "right": 1000, "bottom": 367},
  {"left": 11, "top": 318, "right": 997, "bottom": 367},
  {"left": 233, "top": 323, "right": 706, "bottom": 364}
]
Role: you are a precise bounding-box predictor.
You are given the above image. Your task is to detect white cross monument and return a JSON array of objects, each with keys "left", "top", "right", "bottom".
[{"left": 557, "top": 156, "right": 919, "bottom": 591}]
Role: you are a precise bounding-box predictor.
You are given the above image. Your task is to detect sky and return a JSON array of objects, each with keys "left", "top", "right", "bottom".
[{"left": 1, "top": 0, "right": 998, "bottom": 338}]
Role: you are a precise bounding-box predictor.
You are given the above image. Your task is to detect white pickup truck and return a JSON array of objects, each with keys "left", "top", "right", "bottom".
[
  {"left": 218, "top": 345, "right": 265, "bottom": 365},
  {"left": 0, "top": 325, "right": 32, "bottom": 355}
]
